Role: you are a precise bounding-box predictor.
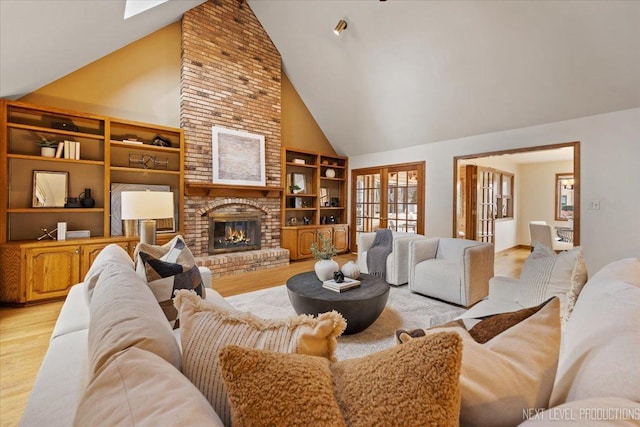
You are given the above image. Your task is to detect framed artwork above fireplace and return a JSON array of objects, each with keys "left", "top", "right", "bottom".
[{"left": 212, "top": 126, "right": 265, "bottom": 186}]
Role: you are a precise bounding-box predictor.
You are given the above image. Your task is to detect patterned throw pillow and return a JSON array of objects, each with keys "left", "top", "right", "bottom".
[
  {"left": 134, "top": 235, "right": 197, "bottom": 270},
  {"left": 218, "top": 332, "right": 462, "bottom": 427},
  {"left": 174, "top": 290, "right": 347, "bottom": 427},
  {"left": 138, "top": 251, "right": 205, "bottom": 328}
]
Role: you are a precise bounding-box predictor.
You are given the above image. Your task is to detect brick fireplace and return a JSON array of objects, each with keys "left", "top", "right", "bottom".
[{"left": 180, "top": 0, "right": 289, "bottom": 277}]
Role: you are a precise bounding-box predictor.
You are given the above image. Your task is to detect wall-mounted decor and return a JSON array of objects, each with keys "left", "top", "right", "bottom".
[
  {"left": 110, "top": 183, "right": 175, "bottom": 236},
  {"left": 212, "top": 126, "right": 265, "bottom": 186}
]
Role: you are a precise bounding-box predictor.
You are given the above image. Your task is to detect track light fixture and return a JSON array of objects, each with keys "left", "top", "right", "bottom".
[{"left": 334, "top": 19, "right": 347, "bottom": 36}]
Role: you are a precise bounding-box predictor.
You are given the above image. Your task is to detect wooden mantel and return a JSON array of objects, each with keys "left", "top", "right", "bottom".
[{"left": 185, "top": 182, "right": 283, "bottom": 198}]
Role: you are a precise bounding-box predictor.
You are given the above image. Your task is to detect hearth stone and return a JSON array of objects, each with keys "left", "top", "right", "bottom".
[{"left": 196, "top": 248, "right": 289, "bottom": 278}]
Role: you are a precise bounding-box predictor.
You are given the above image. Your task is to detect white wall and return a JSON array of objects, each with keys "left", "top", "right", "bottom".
[
  {"left": 348, "top": 108, "right": 640, "bottom": 273},
  {"left": 518, "top": 160, "right": 573, "bottom": 245}
]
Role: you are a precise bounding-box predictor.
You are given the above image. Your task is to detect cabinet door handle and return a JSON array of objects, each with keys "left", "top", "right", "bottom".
[{"left": 75, "top": 248, "right": 80, "bottom": 254}]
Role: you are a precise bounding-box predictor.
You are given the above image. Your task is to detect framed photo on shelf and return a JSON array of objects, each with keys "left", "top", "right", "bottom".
[
  {"left": 212, "top": 126, "right": 265, "bottom": 186},
  {"left": 320, "top": 187, "right": 329, "bottom": 206}
]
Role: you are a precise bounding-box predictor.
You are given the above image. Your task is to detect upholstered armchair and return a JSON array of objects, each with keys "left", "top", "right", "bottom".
[
  {"left": 408, "top": 238, "right": 494, "bottom": 307},
  {"left": 357, "top": 232, "right": 427, "bottom": 286}
]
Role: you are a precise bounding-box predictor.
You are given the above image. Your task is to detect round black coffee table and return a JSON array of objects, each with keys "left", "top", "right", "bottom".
[{"left": 286, "top": 272, "right": 390, "bottom": 335}]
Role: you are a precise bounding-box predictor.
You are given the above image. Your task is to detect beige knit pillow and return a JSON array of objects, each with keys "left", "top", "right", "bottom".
[
  {"left": 174, "top": 290, "right": 347, "bottom": 427},
  {"left": 219, "top": 332, "right": 463, "bottom": 427}
]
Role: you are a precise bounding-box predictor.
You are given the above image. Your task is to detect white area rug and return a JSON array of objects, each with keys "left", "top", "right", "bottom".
[{"left": 225, "top": 284, "right": 467, "bottom": 360}]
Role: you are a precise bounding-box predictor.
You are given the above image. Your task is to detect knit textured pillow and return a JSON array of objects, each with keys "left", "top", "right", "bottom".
[
  {"left": 174, "top": 290, "right": 347, "bottom": 427},
  {"left": 219, "top": 332, "right": 462, "bottom": 427}
]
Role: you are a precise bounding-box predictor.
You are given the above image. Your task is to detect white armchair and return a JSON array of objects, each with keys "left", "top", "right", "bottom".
[
  {"left": 408, "top": 238, "right": 494, "bottom": 307},
  {"left": 357, "top": 231, "right": 427, "bottom": 286}
]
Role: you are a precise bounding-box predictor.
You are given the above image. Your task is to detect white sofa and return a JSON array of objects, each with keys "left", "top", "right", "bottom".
[
  {"left": 20, "top": 245, "right": 640, "bottom": 426},
  {"left": 357, "top": 231, "right": 427, "bottom": 285},
  {"left": 20, "top": 245, "right": 227, "bottom": 427}
]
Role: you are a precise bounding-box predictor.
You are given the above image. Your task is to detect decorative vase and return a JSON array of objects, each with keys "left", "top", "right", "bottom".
[
  {"left": 314, "top": 258, "right": 339, "bottom": 282},
  {"left": 41, "top": 146, "right": 56, "bottom": 157},
  {"left": 80, "top": 188, "right": 95, "bottom": 208},
  {"left": 325, "top": 168, "right": 336, "bottom": 178},
  {"left": 341, "top": 260, "right": 361, "bottom": 279}
]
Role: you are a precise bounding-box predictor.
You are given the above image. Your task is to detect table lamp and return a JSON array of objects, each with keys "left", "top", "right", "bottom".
[{"left": 121, "top": 191, "right": 174, "bottom": 245}]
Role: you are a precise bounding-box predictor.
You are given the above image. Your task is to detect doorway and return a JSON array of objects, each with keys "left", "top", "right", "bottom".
[
  {"left": 351, "top": 162, "right": 425, "bottom": 252},
  {"left": 454, "top": 142, "right": 580, "bottom": 249}
]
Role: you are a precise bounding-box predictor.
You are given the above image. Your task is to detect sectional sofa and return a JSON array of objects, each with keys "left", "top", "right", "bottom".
[{"left": 19, "top": 242, "right": 640, "bottom": 426}]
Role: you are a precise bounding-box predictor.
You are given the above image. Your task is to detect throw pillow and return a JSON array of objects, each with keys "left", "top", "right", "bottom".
[
  {"left": 138, "top": 251, "right": 205, "bottom": 328},
  {"left": 134, "top": 234, "right": 196, "bottom": 271},
  {"left": 517, "top": 244, "right": 587, "bottom": 322},
  {"left": 397, "top": 297, "right": 561, "bottom": 427},
  {"left": 174, "top": 290, "right": 347, "bottom": 427},
  {"left": 397, "top": 299, "right": 550, "bottom": 345},
  {"left": 219, "top": 331, "right": 463, "bottom": 427},
  {"left": 74, "top": 347, "right": 222, "bottom": 427}
]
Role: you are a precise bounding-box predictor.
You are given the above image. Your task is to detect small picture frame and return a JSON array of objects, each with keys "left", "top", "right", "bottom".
[
  {"left": 291, "top": 173, "right": 306, "bottom": 194},
  {"left": 320, "top": 187, "right": 329, "bottom": 206}
]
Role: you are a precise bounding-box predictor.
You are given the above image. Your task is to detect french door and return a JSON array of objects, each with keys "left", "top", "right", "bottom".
[{"left": 351, "top": 162, "right": 425, "bottom": 252}]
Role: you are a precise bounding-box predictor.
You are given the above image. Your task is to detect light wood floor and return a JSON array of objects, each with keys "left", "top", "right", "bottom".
[{"left": 0, "top": 247, "right": 528, "bottom": 427}]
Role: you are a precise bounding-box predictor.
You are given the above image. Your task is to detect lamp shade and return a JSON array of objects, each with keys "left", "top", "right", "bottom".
[{"left": 121, "top": 191, "right": 174, "bottom": 220}]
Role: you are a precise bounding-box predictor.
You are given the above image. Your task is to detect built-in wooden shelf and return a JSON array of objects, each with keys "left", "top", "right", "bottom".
[{"left": 185, "top": 182, "right": 283, "bottom": 198}]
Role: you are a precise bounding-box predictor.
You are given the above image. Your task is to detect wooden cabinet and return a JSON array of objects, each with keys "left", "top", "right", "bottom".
[
  {"left": 332, "top": 224, "right": 349, "bottom": 253},
  {"left": 281, "top": 148, "right": 349, "bottom": 260},
  {"left": 0, "top": 99, "right": 184, "bottom": 303},
  {"left": 282, "top": 225, "right": 349, "bottom": 261},
  {"left": 25, "top": 245, "right": 80, "bottom": 302},
  {"left": 0, "top": 237, "right": 145, "bottom": 304}
]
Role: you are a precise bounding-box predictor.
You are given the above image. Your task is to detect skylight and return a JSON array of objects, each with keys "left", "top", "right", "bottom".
[{"left": 124, "top": 0, "right": 169, "bottom": 20}]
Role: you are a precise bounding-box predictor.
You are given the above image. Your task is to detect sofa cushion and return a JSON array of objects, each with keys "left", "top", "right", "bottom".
[
  {"left": 138, "top": 251, "right": 205, "bottom": 328},
  {"left": 398, "top": 297, "right": 561, "bottom": 427},
  {"left": 88, "top": 263, "right": 181, "bottom": 376},
  {"left": 73, "top": 347, "right": 223, "bottom": 427},
  {"left": 82, "top": 243, "right": 133, "bottom": 305},
  {"left": 20, "top": 330, "right": 89, "bottom": 427},
  {"left": 51, "top": 283, "right": 90, "bottom": 340},
  {"left": 550, "top": 258, "right": 640, "bottom": 407},
  {"left": 174, "top": 290, "right": 346, "bottom": 427},
  {"left": 218, "top": 331, "right": 462, "bottom": 427}
]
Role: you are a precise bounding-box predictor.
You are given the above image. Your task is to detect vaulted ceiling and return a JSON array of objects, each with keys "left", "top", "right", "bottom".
[{"left": 2, "top": 0, "right": 639, "bottom": 157}]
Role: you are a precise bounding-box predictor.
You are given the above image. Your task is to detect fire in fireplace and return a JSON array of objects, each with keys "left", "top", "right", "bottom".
[{"left": 209, "top": 213, "right": 261, "bottom": 254}]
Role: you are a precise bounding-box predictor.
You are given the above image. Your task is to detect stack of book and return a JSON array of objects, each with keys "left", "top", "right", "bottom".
[
  {"left": 322, "top": 278, "right": 361, "bottom": 293},
  {"left": 55, "top": 140, "right": 81, "bottom": 159}
]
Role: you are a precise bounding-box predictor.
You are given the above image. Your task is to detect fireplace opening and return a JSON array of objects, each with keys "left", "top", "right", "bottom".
[{"left": 209, "top": 213, "right": 261, "bottom": 254}]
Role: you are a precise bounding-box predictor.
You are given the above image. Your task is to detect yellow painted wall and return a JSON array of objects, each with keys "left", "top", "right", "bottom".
[
  {"left": 20, "top": 22, "right": 336, "bottom": 155},
  {"left": 20, "top": 22, "right": 182, "bottom": 127},
  {"left": 281, "top": 73, "right": 336, "bottom": 155}
]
